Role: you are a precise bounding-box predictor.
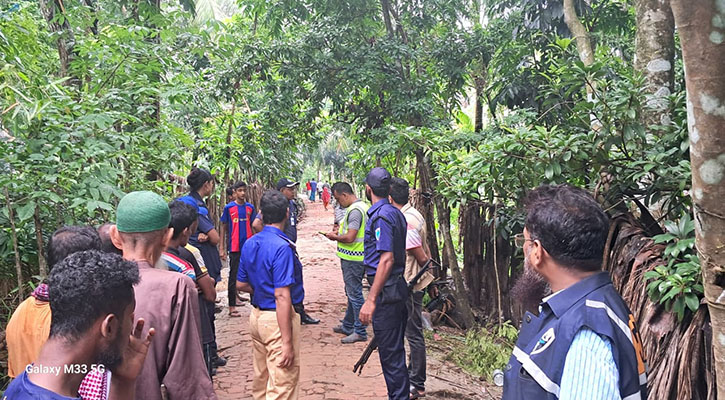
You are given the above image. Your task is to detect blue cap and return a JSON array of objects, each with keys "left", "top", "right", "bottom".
[
  {"left": 365, "top": 167, "right": 392, "bottom": 192},
  {"left": 276, "top": 178, "right": 299, "bottom": 191}
]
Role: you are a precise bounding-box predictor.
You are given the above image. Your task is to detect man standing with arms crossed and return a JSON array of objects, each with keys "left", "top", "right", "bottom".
[
  {"left": 324, "top": 182, "right": 369, "bottom": 344},
  {"left": 359, "top": 167, "right": 410, "bottom": 400},
  {"left": 389, "top": 178, "right": 434, "bottom": 399}
]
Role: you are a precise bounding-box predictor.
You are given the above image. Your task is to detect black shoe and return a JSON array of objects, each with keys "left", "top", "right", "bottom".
[
  {"left": 300, "top": 312, "right": 320, "bottom": 325},
  {"left": 214, "top": 305, "right": 222, "bottom": 314},
  {"left": 212, "top": 356, "right": 227, "bottom": 367},
  {"left": 211, "top": 367, "right": 217, "bottom": 376}
]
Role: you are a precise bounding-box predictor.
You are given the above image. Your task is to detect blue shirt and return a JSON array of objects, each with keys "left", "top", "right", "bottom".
[
  {"left": 237, "top": 226, "right": 296, "bottom": 309},
  {"left": 253, "top": 199, "right": 298, "bottom": 243},
  {"left": 503, "top": 272, "right": 647, "bottom": 400},
  {"left": 220, "top": 201, "right": 256, "bottom": 252},
  {"left": 4, "top": 371, "right": 82, "bottom": 399},
  {"left": 559, "top": 328, "right": 620, "bottom": 400},
  {"left": 285, "top": 200, "right": 298, "bottom": 243},
  {"left": 181, "top": 192, "right": 222, "bottom": 282},
  {"left": 363, "top": 199, "right": 407, "bottom": 276}
]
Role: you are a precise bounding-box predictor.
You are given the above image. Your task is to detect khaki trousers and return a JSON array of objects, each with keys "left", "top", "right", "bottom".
[{"left": 249, "top": 307, "right": 301, "bottom": 400}]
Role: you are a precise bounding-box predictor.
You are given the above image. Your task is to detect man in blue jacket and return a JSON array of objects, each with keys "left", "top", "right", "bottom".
[{"left": 504, "top": 184, "right": 647, "bottom": 400}]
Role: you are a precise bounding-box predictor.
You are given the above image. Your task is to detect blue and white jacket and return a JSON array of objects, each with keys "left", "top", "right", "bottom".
[{"left": 503, "top": 271, "right": 648, "bottom": 400}]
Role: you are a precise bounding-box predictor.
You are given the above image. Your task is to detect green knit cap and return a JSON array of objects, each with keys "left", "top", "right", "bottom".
[{"left": 116, "top": 191, "right": 171, "bottom": 233}]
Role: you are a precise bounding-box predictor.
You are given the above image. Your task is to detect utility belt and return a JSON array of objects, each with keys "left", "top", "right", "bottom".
[{"left": 366, "top": 273, "right": 407, "bottom": 305}]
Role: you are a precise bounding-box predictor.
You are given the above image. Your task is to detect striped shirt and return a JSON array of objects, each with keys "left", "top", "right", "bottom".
[{"left": 559, "top": 328, "right": 621, "bottom": 400}]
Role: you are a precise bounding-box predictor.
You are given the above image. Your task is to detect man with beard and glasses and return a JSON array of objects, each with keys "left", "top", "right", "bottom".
[
  {"left": 4, "top": 250, "right": 154, "bottom": 399},
  {"left": 504, "top": 184, "right": 647, "bottom": 400}
]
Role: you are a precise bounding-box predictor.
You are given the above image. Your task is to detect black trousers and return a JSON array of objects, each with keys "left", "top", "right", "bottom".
[
  {"left": 406, "top": 291, "right": 426, "bottom": 390},
  {"left": 228, "top": 251, "right": 241, "bottom": 307},
  {"left": 367, "top": 274, "right": 410, "bottom": 400}
]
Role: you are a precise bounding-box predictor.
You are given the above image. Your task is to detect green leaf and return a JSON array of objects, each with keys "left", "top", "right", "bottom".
[
  {"left": 673, "top": 297, "right": 685, "bottom": 321},
  {"left": 684, "top": 293, "right": 700, "bottom": 312},
  {"left": 16, "top": 201, "right": 35, "bottom": 222},
  {"left": 661, "top": 286, "right": 680, "bottom": 302}
]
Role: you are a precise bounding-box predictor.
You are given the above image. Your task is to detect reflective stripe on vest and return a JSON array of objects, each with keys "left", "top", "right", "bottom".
[{"left": 337, "top": 200, "right": 369, "bottom": 261}]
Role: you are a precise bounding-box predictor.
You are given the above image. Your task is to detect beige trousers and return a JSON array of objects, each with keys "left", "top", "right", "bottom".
[{"left": 249, "top": 307, "right": 301, "bottom": 400}]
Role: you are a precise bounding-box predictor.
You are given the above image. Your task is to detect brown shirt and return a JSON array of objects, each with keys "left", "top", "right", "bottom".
[{"left": 133, "top": 261, "right": 216, "bottom": 400}]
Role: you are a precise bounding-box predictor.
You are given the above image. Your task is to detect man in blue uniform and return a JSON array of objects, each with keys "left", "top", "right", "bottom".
[
  {"left": 252, "top": 178, "right": 319, "bottom": 325},
  {"left": 503, "top": 184, "right": 647, "bottom": 400},
  {"left": 359, "top": 167, "right": 410, "bottom": 400},
  {"left": 237, "top": 190, "right": 301, "bottom": 399}
]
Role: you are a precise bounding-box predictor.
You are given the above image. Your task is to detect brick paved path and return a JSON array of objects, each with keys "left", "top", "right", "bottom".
[{"left": 213, "top": 199, "right": 498, "bottom": 399}]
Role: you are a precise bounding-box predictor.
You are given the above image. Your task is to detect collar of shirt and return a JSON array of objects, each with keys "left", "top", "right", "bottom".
[
  {"left": 368, "top": 198, "right": 390, "bottom": 216},
  {"left": 401, "top": 203, "right": 413, "bottom": 214},
  {"left": 262, "top": 225, "right": 286, "bottom": 237},
  {"left": 135, "top": 260, "right": 154, "bottom": 270},
  {"left": 543, "top": 271, "right": 612, "bottom": 318},
  {"left": 189, "top": 191, "right": 204, "bottom": 205}
]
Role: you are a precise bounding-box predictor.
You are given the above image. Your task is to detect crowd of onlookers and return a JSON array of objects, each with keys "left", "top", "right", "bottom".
[
  {"left": 5, "top": 168, "right": 228, "bottom": 399},
  {"left": 4, "top": 166, "right": 650, "bottom": 400}
]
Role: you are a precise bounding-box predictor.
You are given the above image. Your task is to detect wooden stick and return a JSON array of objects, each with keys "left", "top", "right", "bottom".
[{"left": 4, "top": 187, "right": 24, "bottom": 299}]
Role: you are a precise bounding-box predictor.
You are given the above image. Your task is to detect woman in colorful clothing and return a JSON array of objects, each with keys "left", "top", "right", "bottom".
[{"left": 322, "top": 184, "right": 331, "bottom": 211}]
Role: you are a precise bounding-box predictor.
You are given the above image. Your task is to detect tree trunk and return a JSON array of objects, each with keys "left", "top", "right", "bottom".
[
  {"left": 379, "top": 0, "right": 395, "bottom": 38},
  {"left": 474, "top": 73, "right": 485, "bottom": 133},
  {"left": 39, "top": 0, "right": 78, "bottom": 86},
  {"left": 5, "top": 188, "right": 25, "bottom": 299},
  {"left": 563, "top": 0, "right": 594, "bottom": 66},
  {"left": 563, "top": 0, "right": 597, "bottom": 121},
  {"left": 635, "top": 0, "right": 675, "bottom": 130},
  {"left": 415, "top": 149, "right": 442, "bottom": 276},
  {"left": 34, "top": 205, "right": 47, "bottom": 278},
  {"left": 670, "top": 0, "right": 725, "bottom": 397},
  {"left": 83, "top": 0, "right": 99, "bottom": 35},
  {"left": 434, "top": 197, "right": 476, "bottom": 329}
]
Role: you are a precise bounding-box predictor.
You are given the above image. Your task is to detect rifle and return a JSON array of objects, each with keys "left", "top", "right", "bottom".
[{"left": 353, "top": 258, "right": 439, "bottom": 375}]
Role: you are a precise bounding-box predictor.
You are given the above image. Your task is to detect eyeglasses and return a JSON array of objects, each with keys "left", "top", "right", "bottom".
[{"left": 514, "top": 233, "right": 534, "bottom": 249}]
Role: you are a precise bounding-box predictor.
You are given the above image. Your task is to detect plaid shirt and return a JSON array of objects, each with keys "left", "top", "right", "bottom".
[{"left": 78, "top": 369, "right": 111, "bottom": 400}]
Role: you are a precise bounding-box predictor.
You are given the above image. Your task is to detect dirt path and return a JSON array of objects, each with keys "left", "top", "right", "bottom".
[{"left": 213, "top": 200, "right": 497, "bottom": 399}]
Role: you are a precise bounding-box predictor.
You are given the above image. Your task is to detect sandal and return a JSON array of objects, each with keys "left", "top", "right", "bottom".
[
  {"left": 410, "top": 388, "right": 426, "bottom": 399},
  {"left": 229, "top": 310, "right": 242, "bottom": 317}
]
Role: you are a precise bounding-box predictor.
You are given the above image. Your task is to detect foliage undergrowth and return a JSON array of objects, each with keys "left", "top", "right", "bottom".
[
  {"left": 446, "top": 321, "right": 518, "bottom": 381},
  {"left": 645, "top": 214, "right": 702, "bottom": 321}
]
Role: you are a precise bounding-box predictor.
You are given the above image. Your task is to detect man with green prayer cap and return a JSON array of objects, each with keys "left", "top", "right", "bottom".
[{"left": 110, "top": 191, "right": 217, "bottom": 400}]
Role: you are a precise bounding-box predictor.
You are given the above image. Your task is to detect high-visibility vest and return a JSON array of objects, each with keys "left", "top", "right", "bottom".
[{"left": 336, "top": 200, "right": 370, "bottom": 261}]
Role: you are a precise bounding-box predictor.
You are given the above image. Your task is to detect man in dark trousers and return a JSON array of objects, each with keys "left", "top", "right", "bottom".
[
  {"left": 389, "top": 178, "right": 434, "bottom": 399},
  {"left": 252, "top": 178, "right": 319, "bottom": 325},
  {"left": 503, "top": 184, "right": 647, "bottom": 400},
  {"left": 359, "top": 167, "right": 410, "bottom": 400}
]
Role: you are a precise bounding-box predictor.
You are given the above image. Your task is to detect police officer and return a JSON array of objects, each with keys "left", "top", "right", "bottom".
[
  {"left": 252, "top": 178, "right": 320, "bottom": 325},
  {"left": 503, "top": 184, "right": 647, "bottom": 400},
  {"left": 358, "top": 167, "right": 410, "bottom": 400}
]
